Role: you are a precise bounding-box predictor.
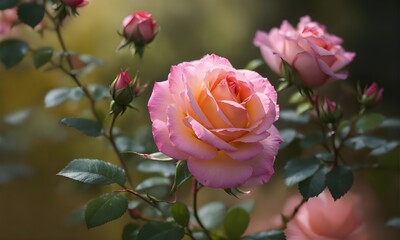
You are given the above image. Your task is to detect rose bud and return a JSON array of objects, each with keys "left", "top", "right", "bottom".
[
  {"left": 120, "top": 11, "right": 157, "bottom": 57},
  {"left": 62, "top": 0, "right": 88, "bottom": 8},
  {"left": 0, "top": 8, "right": 18, "bottom": 39},
  {"left": 320, "top": 98, "right": 342, "bottom": 123},
  {"left": 359, "top": 82, "right": 384, "bottom": 108},
  {"left": 110, "top": 69, "right": 145, "bottom": 115},
  {"left": 254, "top": 16, "right": 355, "bottom": 89}
]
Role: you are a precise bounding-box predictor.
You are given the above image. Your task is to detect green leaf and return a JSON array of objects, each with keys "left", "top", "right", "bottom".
[
  {"left": 17, "top": 3, "right": 45, "bottom": 28},
  {"left": 230, "top": 200, "right": 255, "bottom": 214},
  {"left": 88, "top": 84, "right": 110, "bottom": 101},
  {"left": 122, "top": 223, "right": 140, "bottom": 240},
  {"left": 326, "top": 166, "right": 353, "bottom": 200},
  {"left": 386, "top": 217, "right": 400, "bottom": 228},
  {"left": 85, "top": 193, "right": 128, "bottom": 228},
  {"left": 171, "top": 161, "right": 192, "bottom": 192},
  {"left": 369, "top": 141, "right": 399, "bottom": 156},
  {"left": 284, "top": 158, "right": 320, "bottom": 186},
  {"left": 136, "top": 177, "right": 171, "bottom": 192},
  {"left": 356, "top": 113, "right": 385, "bottom": 133},
  {"left": 242, "top": 230, "right": 285, "bottom": 240},
  {"left": 171, "top": 202, "right": 190, "bottom": 227},
  {"left": 3, "top": 108, "right": 32, "bottom": 125},
  {"left": 280, "top": 110, "right": 309, "bottom": 123},
  {"left": 223, "top": 208, "right": 249, "bottom": 239},
  {"left": 116, "top": 136, "right": 145, "bottom": 152},
  {"left": 65, "top": 207, "right": 85, "bottom": 227},
  {"left": 296, "top": 101, "right": 313, "bottom": 115},
  {"left": 198, "top": 202, "right": 226, "bottom": 229},
  {"left": 314, "top": 152, "right": 333, "bottom": 163},
  {"left": 44, "top": 87, "right": 84, "bottom": 108},
  {"left": 60, "top": 117, "right": 103, "bottom": 137},
  {"left": 137, "top": 161, "right": 176, "bottom": 177},
  {"left": 33, "top": 47, "right": 53, "bottom": 68},
  {"left": 380, "top": 118, "right": 400, "bottom": 128},
  {"left": 57, "top": 159, "right": 126, "bottom": 186},
  {"left": 0, "top": 0, "right": 20, "bottom": 10},
  {"left": 280, "top": 128, "right": 297, "bottom": 149},
  {"left": 289, "top": 91, "right": 305, "bottom": 104},
  {"left": 245, "top": 59, "right": 263, "bottom": 70},
  {"left": 299, "top": 167, "right": 327, "bottom": 199},
  {"left": 0, "top": 39, "right": 29, "bottom": 68},
  {"left": 299, "top": 132, "right": 324, "bottom": 149},
  {"left": 345, "top": 136, "right": 386, "bottom": 150},
  {"left": 137, "top": 222, "right": 184, "bottom": 240}
]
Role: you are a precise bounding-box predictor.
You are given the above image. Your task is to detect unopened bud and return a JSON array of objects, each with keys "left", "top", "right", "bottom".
[
  {"left": 359, "top": 82, "right": 383, "bottom": 109},
  {"left": 320, "top": 98, "right": 342, "bottom": 123}
]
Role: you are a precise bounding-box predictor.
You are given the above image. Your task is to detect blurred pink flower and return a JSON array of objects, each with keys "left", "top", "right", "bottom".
[
  {"left": 62, "top": 0, "right": 88, "bottom": 8},
  {"left": 0, "top": 8, "right": 18, "bottom": 39},
  {"left": 361, "top": 82, "right": 383, "bottom": 107},
  {"left": 285, "top": 190, "right": 368, "bottom": 240},
  {"left": 148, "top": 54, "right": 282, "bottom": 188},
  {"left": 254, "top": 16, "right": 355, "bottom": 88}
]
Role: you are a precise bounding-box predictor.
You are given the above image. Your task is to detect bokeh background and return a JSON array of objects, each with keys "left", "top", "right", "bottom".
[{"left": 1, "top": 0, "right": 399, "bottom": 239}]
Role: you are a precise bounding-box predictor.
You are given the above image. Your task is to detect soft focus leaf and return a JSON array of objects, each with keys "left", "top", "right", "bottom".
[
  {"left": 299, "top": 167, "right": 326, "bottom": 199},
  {"left": 345, "top": 136, "right": 386, "bottom": 150},
  {"left": 280, "top": 110, "right": 310, "bottom": 124},
  {"left": 115, "top": 136, "right": 145, "bottom": 152},
  {"left": 0, "top": 39, "right": 29, "bottom": 68},
  {"left": 137, "top": 222, "right": 184, "bottom": 240},
  {"left": 198, "top": 202, "right": 226, "bottom": 229},
  {"left": 289, "top": 91, "right": 305, "bottom": 104},
  {"left": 122, "top": 222, "right": 140, "bottom": 240},
  {"left": 65, "top": 207, "right": 85, "bottom": 227},
  {"left": 0, "top": 0, "right": 20, "bottom": 10},
  {"left": 279, "top": 128, "right": 297, "bottom": 149},
  {"left": 171, "top": 161, "right": 192, "bottom": 192},
  {"left": 386, "top": 217, "right": 400, "bottom": 228},
  {"left": 0, "top": 163, "right": 33, "bottom": 184},
  {"left": 369, "top": 141, "right": 400, "bottom": 156},
  {"left": 380, "top": 118, "right": 400, "bottom": 128},
  {"left": 356, "top": 113, "right": 385, "bottom": 133},
  {"left": 88, "top": 84, "right": 110, "bottom": 100},
  {"left": 60, "top": 117, "right": 103, "bottom": 137},
  {"left": 230, "top": 199, "right": 255, "bottom": 214},
  {"left": 299, "top": 132, "right": 324, "bottom": 149},
  {"left": 326, "top": 166, "right": 353, "bottom": 200},
  {"left": 135, "top": 177, "right": 171, "bottom": 192},
  {"left": 57, "top": 159, "right": 126, "bottom": 186},
  {"left": 17, "top": 3, "right": 45, "bottom": 28},
  {"left": 223, "top": 208, "right": 249, "bottom": 239},
  {"left": 44, "top": 87, "right": 84, "bottom": 108},
  {"left": 245, "top": 59, "right": 263, "bottom": 70},
  {"left": 3, "top": 108, "right": 32, "bottom": 125},
  {"left": 242, "top": 230, "right": 285, "bottom": 240},
  {"left": 314, "top": 152, "right": 333, "bottom": 163},
  {"left": 85, "top": 193, "right": 128, "bottom": 228},
  {"left": 284, "top": 158, "right": 320, "bottom": 186},
  {"left": 33, "top": 47, "right": 53, "bottom": 69},
  {"left": 296, "top": 101, "right": 313, "bottom": 115},
  {"left": 137, "top": 161, "right": 176, "bottom": 177},
  {"left": 171, "top": 202, "right": 190, "bottom": 226}
]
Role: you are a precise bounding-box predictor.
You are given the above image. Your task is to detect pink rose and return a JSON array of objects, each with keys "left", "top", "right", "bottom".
[
  {"left": 285, "top": 190, "right": 368, "bottom": 240},
  {"left": 0, "top": 8, "right": 18, "bottom": 39},
  {"left": 123, "top": 11, "right": 157, "bottom": 45},
  {"left": 254, "top": 16, "right": 355, "bottom": 88},
  {"left": 148, "top": 54, "right": 282, "bottom": 188},
  {"left": 62, "top": 0, "right": 88, "bottom": 8}
]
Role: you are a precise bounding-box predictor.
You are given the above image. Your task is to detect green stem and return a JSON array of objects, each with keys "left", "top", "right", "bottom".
[
  {"left": 192, "top": 179, "right": 212, "bottom": 240},
  {"left": 281, "top": 198, "right": 306, "bottom": 229}
]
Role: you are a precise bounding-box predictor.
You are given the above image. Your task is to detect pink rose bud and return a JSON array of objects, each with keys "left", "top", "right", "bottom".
[
  {"left": 285, "top": 190, "right": 369, "bottom": 240},
  {"left": 0, "top": 8, "right": 18, "bottom": 39},
  {"left": 254, "top": 16, "right": 355, "bottom": 88},
  {"left": 62, "top": 0, "right": 88, "bottom": 8},
  {"left": 320, "top": 98, "right": 341, "bottom": 123},
  {"left": 148, "top": 54, "right": 282, "bottom": 189},
  {"left": 360, "top": 82, "right": 383, "bottom": 108},
  {"left": 120, "top": 11, "right": 157, "bottom": 57}
]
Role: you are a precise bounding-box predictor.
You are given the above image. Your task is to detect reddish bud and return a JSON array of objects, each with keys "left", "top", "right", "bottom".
[
  {"left": 320, "top": 98, "right": 342, "bottom": 123},
  {"left": 360, "top": 82, "right": 384, "bottom": 108},
  {"left": 123, "top": 11, "right": 157, "bottom": 45}
]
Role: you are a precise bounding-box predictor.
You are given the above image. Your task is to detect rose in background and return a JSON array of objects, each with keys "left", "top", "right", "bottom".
[
  {"left": 359, "top": 82, "right": 384, "bottom": 109},
  {"left": 0, "top": 8, "right": 18, "bottom": 39},
  {"left": 62, "top": 0, "right": 89, "bottom": 8},
  {"left": 148, "top": 54, "right": 282, "bottom": 188},
  {"left": 254, "top": 16, "right": 355, "bottom": 88},
  {"left": 284, "top": 190, "right": 369, "bottom": 240},
  {"left": 121, "top": 11, "right": 157, "bottom": 56}
]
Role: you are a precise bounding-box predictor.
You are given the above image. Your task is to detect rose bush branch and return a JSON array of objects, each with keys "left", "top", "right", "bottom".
[{"left": 192, "top": 180, "right": 212, "bottom": 240}]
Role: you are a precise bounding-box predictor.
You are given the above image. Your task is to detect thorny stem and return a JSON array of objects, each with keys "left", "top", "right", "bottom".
[
  {"left": 115, "top": 189, "right": 160, "bottom": 210},
  {"left": 193, "top": 180, "right": 212, "bottom": 240},
  {"left": 44, "top": 9, "right": 134, "bottom": 186}
]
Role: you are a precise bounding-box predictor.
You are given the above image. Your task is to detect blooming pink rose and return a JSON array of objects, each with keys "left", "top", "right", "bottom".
[
  {"left": 254, "top": 16, "right": 355, "bottom": 88},
  {"left": 123, "top": 11, "right": 157, "bottom": 45},
  {"left": 0, "top": 8, "right": 18, "bottom": 39},
  {"left": 62, "top": 0, "right": 88, "bottom": 8},
  {"left": 148, "top": 54, "right": 282, "bottom": 188},
  {"left": 285, "top": 190, "right": 369, "bottom": 240}
]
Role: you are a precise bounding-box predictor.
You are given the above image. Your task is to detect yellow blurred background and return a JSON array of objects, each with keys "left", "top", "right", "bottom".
[{"left": 1, "top": 0, "right": 399, "bottom": 239}]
